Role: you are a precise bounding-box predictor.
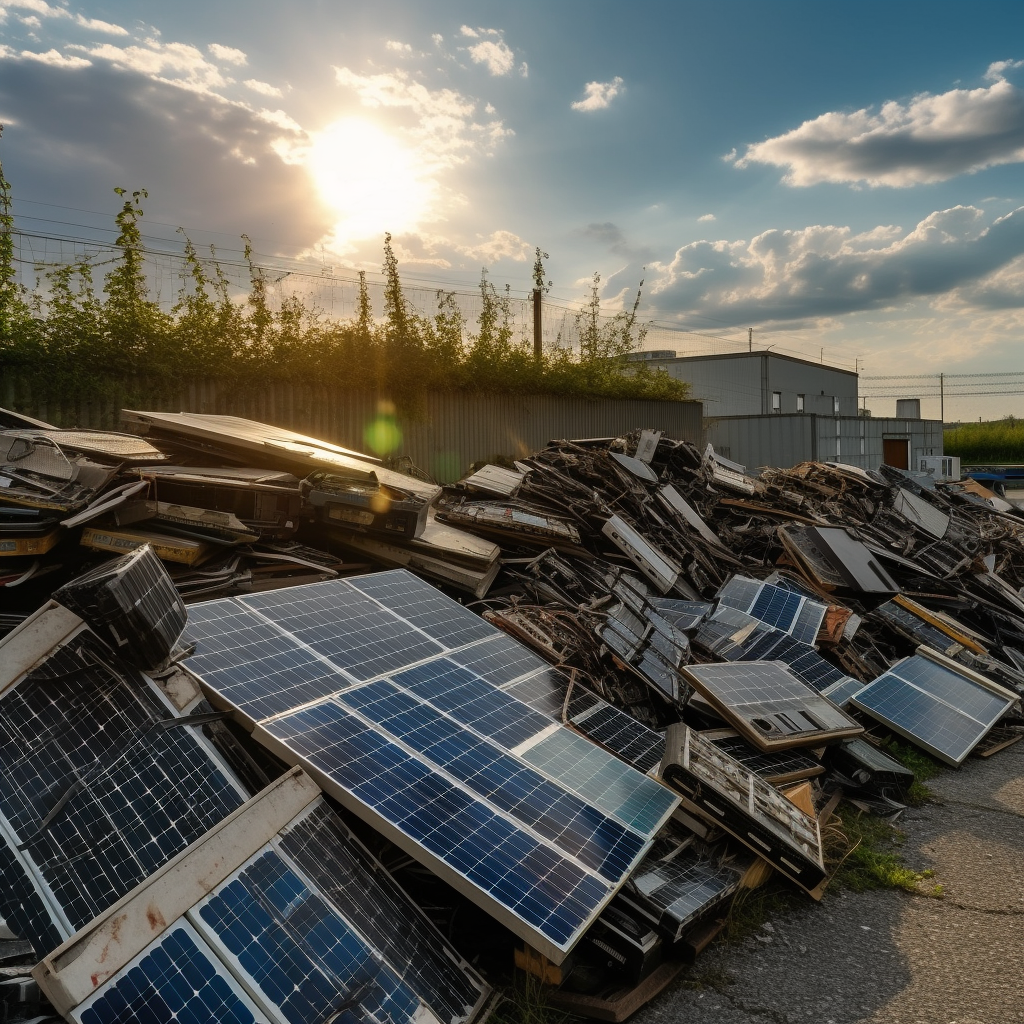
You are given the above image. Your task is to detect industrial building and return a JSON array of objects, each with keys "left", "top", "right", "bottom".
[{"left": 631, "top": 350, "right": 944, "bottom": 473}]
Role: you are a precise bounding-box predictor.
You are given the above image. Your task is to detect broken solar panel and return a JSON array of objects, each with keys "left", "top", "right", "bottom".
[
  {"left": 697, "top": 609, "right": 857, "bottom": 696},
  {"left": 717, "top": 576, "right": 827, "bottom": 645},
  {"left": 892, "top": 487, "right": 950, "bottom": 540},
  {"left": 850, "top": 650, "right": 1017, "bottom": 767},
  {"left": 702, "top": 730, "right": 824, "bottom": 784},
  {"left": 35, "top": 771, "right": 490, "bottom": 1024},
  {"left": 679, "top": 662, "right": 863, "bottom": 751},
  {"left": 617, "top": 845, "right": 742, "bottom": 942},
  {"left": 0, "top": 615, "right": 246, "bottom": 956},
  {"left": 53, "top": 544, "right": 186, "bottom": 670},
  {"left": 183, "top": 569, "right": 679, "bottom": 963},
  {"left": 660, "top": 724, "right": 826, "bottom": 893}
]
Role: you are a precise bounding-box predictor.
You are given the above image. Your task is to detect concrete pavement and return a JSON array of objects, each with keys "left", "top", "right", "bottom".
[{"left": 637, "top": 739, "right": 1024, "bottom": 1024}]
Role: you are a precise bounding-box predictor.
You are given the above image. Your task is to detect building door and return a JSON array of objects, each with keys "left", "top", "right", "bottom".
[{"left": 882, "top": 438, "right": 910, "bottom": 469}]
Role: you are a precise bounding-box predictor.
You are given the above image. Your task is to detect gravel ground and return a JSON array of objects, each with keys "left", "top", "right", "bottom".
[{"left": 635, "top": 739, "right": 1024, "bottom": 1024}]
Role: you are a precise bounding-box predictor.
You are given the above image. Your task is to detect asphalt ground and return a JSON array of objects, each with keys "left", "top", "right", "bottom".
[{"left": 636, "top": 739, "right": 1024, "bottom": 1024}]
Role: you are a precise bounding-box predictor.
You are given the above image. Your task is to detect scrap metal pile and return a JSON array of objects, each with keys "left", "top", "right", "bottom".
[{"left": 1, "top": 409, "right": 1023, "bottom": 1024}]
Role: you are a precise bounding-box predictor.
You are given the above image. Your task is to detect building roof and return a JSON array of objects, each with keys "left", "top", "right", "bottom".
[{"left": 648, "top": 350, "right": 858, "bottom": 378}]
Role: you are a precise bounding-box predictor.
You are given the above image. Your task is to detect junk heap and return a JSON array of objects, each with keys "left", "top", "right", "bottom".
[{"left": 0, "top": 407, "right": 1022, "bottom": 1024}]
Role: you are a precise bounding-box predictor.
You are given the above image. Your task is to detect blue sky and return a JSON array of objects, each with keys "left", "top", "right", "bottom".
[{"left": 1, "top": 0, "right": 1022, "bottom": 418}]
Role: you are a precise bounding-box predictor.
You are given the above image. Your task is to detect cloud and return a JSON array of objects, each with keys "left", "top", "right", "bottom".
[
  {"left": 333, "top": 65, "right": 512, "bottom": 167},
  {"left": 456, "top": 229, "right": 532, "bottom": 263},
  {"left": 244, "top": 78, "right": 282, "bottom": 97},
  {"left": 571, "top": 77, "right": 623, "bottom": 112},
  {"left": 697, "top": 213, "right": 716, "bottom": 222},
  {"left": 640, "top": 206, "right": 1024, "bottom": 324},
  {"left": 736, "top": 75, "right": 1024, "bottom": 187},
  {"left": 985, "top": 59, "right": 1024, "bottom": 82},
  {"left": 18, "top": 47, "right": 90, "bottom": 68},
  {"left": 208, "top": 43, "right": 247, "bottom": 65},
  {"left": 75, "top": 14, "right": 127, "bottom": 36},
  {"left": 0, "top": 57, "right": 331, "bottom": 246},
  {"left": 457, "top": 27, "right": 518, "bottom": 76},
  {"left": 385, "top": 40, "right": 412, "bottom": 52},
  {"left": 72, "top": 38, "right": 233, "bottom": 95}
]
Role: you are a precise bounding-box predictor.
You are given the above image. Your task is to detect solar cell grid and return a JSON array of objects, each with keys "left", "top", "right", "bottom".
[
  {"left": 335, "top": 680, "right": 643, "bottom": 880},
  {"left": 0, "top": 631, "right": 245, "bottom": 953},
  {"left": 278, "top": 803, "right": 484, "bottom": 1024},
  {"left": 392, "top": 659, "right": 552, "bottom": 749},
  {"left": 625, "top": 854, "right": 739, "bottom": 938},
  {"left": 889, "top": 657, "right": 1009, "bottom": 723},
  {"left": 73, "top": 923, "right": 260, "bottom": 1024},
  {"left": 449, "top": 635, "right": 548, "bottom": 686},
  {"left": 517, "top": 729, "right": 677, "bottom": 835},
  {"left": 242, "top": 584, "right": 445, "bottom": 680},
  {"left": 260, "top": 701, "right": 613, "bottom": 951},
  {"left": 349, "top": 570, "right": 497, "bottom": 649},
  {"left": 750, "top": 587, "right": 801, "bottom": 632},
  {"left": 197, "top": 849, "right": 421, "bottom": 1024},
  {"left": 791, "top": 601, "right": 826, "bottom": 645}
]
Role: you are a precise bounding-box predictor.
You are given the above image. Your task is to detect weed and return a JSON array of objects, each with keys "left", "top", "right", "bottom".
[
  {"left": 722, "top": 881, "right": 801, "bottom": 944},
  {"left": 826, "top": 803, "right": 932, "bottom": 893},
  {"left": 680, "top": 966, "right": 735, "bottom": 992},
  {"left": 878, "top": 737, "right": 944, "bottom": 804},
  {"left": 485, "top": 974, "right": 570, "bottom": 1024}
]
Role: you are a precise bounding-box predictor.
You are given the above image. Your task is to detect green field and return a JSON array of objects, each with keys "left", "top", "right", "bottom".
[{"left": 944, "top": 418, "right": 1024, "bottom": 464}]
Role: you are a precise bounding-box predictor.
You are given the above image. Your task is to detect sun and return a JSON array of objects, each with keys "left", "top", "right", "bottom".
[{"left": 306, "top": 118, "right": 434, "bottom": 244}]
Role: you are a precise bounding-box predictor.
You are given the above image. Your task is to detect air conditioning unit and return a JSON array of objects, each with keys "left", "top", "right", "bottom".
[{"left": 919, "top": 455, "right": 960, "bottom": 481}]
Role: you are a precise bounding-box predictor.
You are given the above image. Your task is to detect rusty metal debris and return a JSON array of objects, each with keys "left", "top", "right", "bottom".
[{"left": 0, "top": 414, "right": 1023, "bottom": 1022}]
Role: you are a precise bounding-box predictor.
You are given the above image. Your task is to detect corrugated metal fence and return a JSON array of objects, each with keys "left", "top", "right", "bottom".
[{"left": 1, "top": 376, "right": 703, "bottom": 482}]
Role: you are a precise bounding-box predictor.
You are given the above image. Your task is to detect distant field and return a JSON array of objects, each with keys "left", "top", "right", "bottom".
[{"left": 944, "top": 418, "right": 1024, "bottom": 463}]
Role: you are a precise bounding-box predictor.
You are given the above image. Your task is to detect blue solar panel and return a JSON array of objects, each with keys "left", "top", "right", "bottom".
[
  {"left": 851, "top": 655, "right": 1015, "bottom": 765},
  {"left": 449, "top": 634, "right": 548, "bottom": 685},
  {"left": 198, "top": 849, "right": 421, "bottom": 1024},
  {"left": 75, "top": 923, "right": 260, "bottom": 1024},
  {"left": 349, "top": 569, "right": 497, "bottom": 649},
  {"left": 243, "top": 583, "right": 445, "bottom": 680},
  {"left": 750, "top": 587, "right": 802, "bottom": 632},
  {"left": 186, "top": 571, "right": 679, "bottom": 959},
  {"left": 261, "top": 701, "right": 614, "bottom": 948}
]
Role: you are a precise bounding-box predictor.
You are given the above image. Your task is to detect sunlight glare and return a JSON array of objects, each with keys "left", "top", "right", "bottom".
[{"left": 307, "top": 118, "right": 433, "bottom": 243}]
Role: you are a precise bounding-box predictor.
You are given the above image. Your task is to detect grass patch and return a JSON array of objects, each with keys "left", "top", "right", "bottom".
[
  {"left": 722, "top": 881, "right": 801, "bottom": 944},
  {"left": 485, "top": 974, "right": 570, "bottom": 1024},
  {"left": 825, "top": 803, "right": 939, "bottom": 895},
  {"left": 879, "top": 737, "right": 945, "bottom": 804}
]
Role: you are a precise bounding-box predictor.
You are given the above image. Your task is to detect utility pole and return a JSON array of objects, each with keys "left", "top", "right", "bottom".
[
  {"left": 532, "top": 287, "right": 542, "bottom": 360},
  {"left": 940, "top": 372, "right": 945, "bottom": 426},
  {"left": 748, "top": 327, "right": 753, "bottom": 352}
]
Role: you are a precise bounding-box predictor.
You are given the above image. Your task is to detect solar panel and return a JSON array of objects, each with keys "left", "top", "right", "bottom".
[
  {"left": 704, "top": 732, "right": 824, "bottom": 784},
  {"left": 716, "top": 576, "right": 827, "bottom": 646},
  {"left": 0, "top": 625, "right": 245, "bottom": 955},
  {"left": 502, "top": 670, "right": 666, "bottom": 775},
  {"left": 184, "top": 571, "right": 679, "bottom": 963},
  {"left": 617, "top": 848, "right": 742, "bottom": 941},
  {"left": 72, "top": 922, "right": 263, "bottom": 1024},
  {"left": 850, "top": 652, "right": 1016, "bottom": 766},
  {"left": 660, "top": 724, "right": 826, "bottom": 892},
  {"left": 680, "top": 661, "right": 864, "bottom": 751},
  {"left": 41, "top": 774, "right": 490, "bottom": 1024},
  {"left": 650, "top": 599, "right": 714, "bottom": 632}
]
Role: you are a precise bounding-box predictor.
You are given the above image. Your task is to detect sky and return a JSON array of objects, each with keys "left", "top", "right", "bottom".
[{"left": 0, "top": 0, "right": 1022, "bottom": 419}]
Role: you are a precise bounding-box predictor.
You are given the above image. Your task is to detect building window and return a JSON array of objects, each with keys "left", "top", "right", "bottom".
[
  {"left": 833, "top": 396, "right": 840, "bottom": 416},
  {"left": 772, "top": 391, "right": 781, "bottom": 413},
  {"left": 796, "top": 394, "right": 805, "bottom": 412}
]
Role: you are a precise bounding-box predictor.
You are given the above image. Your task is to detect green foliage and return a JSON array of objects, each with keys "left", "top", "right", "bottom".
[
  {"left": 0, "top": 177, "right": 691, "bottom": 409},
  {"left": 829, "top": 804, "right": 933, "bottom": 893},
  {"left": 945, "top": 417, "right": 1024, "bottom": 464}
]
